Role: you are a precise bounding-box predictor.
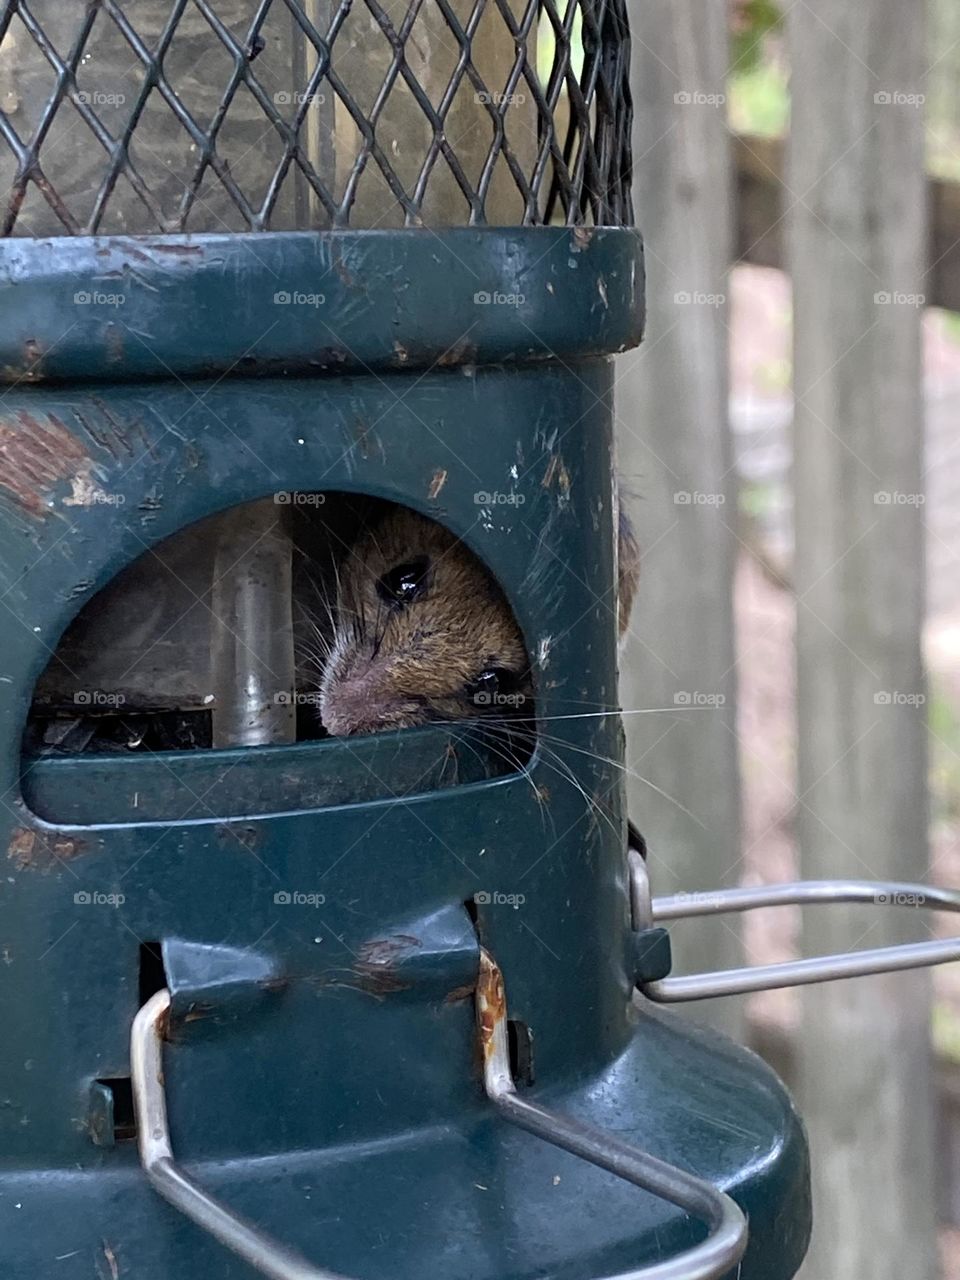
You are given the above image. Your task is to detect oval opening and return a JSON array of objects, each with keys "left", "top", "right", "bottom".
[{"left": 22, "top": 494, "right": 534, "bottom": 821}]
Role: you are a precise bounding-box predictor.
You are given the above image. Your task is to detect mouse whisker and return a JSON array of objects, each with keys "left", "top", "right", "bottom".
[
  {"left": 368, "top": 598, "right": 391, "bottom": 661},
  {"left": 523, "top": 738, "right": 621, "bottom": 844},
  {"left": 295, "top": 643, "right": 330, "bottom": 675},
  {"left": 532, "top": 731, "right": 708, "bottom": 830},
  {"left": 464, "top": 715, "right": 706, "bottom": 831},
  {"left": 292, "top": 603, "right": 334, "bottom": 650},
  {"left": 551, "top": 707, "right": 718, "bottom": 720},
  {"left": 449, "top": 727, "right": 557, "bottom": 839}
]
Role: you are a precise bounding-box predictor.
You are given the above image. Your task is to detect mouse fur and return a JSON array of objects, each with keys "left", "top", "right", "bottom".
[{"left": 315, "top": 499, "right": 639, "bottom": 738}]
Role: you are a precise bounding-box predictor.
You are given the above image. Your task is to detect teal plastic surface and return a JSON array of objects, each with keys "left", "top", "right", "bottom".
[{"left": 0, "top": 227, "right": 809, "bottom": 1279}]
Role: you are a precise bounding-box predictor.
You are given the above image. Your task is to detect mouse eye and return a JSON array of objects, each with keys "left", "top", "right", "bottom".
[{"left": 376, "top": 556, "right": 430, "bottom": 607}]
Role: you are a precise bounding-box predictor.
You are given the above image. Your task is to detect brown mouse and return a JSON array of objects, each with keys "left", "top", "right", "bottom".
[{"left": 315, "top": 499, "right": 638, "bottom": 738}]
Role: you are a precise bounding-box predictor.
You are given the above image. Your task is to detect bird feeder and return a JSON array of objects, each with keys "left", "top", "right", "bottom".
[{"left": 0, "top": 4, "right": 817, "bottom": 1277}]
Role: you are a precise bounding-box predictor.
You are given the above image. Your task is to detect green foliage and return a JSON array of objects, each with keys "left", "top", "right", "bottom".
[
  {"left": 731, "top": 0, "right": 782, "bottom": 76},
  {"left": 728, "top": 61, "right": 789, "bottom": 138},
  {"left": 942, "top": 311, "right": 960, "bottom": 345},
  {"left": 728, "top": 1, "right": 788, "bottom": 139},
  {"left": 933, "top": 1002, "right": 960, "bottom": 1065},
  {"left": 930, "top": 684, "right": 960, "bottom": 825},
  {"left": 738, "top": 481, "right": 773, "bottom": 519}
]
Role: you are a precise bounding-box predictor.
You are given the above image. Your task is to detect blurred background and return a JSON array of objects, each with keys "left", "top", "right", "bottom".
[{"left": 617, "top": 2, "right": 960, "bottom": 1277}]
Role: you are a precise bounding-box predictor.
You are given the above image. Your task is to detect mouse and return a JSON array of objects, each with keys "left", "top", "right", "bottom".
[{"left": 311, "top": 498, "right": 639, "bottom": 738}]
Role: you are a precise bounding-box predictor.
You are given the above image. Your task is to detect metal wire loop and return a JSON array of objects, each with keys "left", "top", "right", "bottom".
[{"left": 629, "top": 864, "right": 960, "bottom": 1002}]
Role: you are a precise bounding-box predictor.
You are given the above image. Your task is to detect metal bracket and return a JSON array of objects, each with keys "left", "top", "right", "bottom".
[
  {"left": 629, "top": 854, "right": 960, "bottom": 1002},
  {"left": 132, "top": 989, "right": 342, "bottom": 1280},
  {"left": 132, "top": 956, "right": 748, "bottom": 1280},
  {"left": 476, "top": 950, "right": 748, "bottom": 1280}
]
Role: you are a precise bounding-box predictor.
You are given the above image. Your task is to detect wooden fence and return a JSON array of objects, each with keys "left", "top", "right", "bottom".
[{"left": 619, "top": 3, "right": 941, "bottom": 1276}]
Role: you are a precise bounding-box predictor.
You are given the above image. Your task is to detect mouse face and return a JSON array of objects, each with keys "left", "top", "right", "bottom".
[{"left": 319, "top": 506, "right": 532, "bottom": 736}]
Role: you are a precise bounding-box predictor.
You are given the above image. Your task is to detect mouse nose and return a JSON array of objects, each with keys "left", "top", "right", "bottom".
[
  {"left": 319, "top": 685, "right": 379, "bottom": 736},
  {"left": 319, "top": 666, "right": 426, "bottom": 736},
  {"left": 319, "top": 672, "right": 376, "bottom": 735}
]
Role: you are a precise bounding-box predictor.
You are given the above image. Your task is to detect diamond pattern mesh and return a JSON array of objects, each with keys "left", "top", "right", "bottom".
[{"left": 0, "top": 0, "right": 632, "bottom": 237}]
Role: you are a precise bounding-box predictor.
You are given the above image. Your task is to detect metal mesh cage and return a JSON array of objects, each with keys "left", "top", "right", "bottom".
[{"left": 0, "top": 0, "right": 632, "bottom": 236}]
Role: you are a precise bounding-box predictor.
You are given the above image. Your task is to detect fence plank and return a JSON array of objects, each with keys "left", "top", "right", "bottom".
[
  {"left": 618, "top": 0, "right": 743, "bottom": 1037},
  {"left": 735, "top": 132, "right": 960, "bottom": 312},
  {"left": 788, "top": 4, "right": 937, "bottom": 1278}
]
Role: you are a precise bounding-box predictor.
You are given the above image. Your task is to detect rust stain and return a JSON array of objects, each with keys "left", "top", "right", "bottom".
[
  {"left": 541, "top": 454, "right": 570, "bottom": 496},
  {"left": 437, "top": 339, "right": 476, "bottom": 367},
  {"left": 183, "top": 1003, "right": 215, "bottom": 1024},
  {"left": 332, "top": 252, "right": 356, "bottom": 288},
  {"left": 393, "top": 341, "right": 409, "bottom": 364},
  {"left": 7, "top": 828, "right": 35, "bottom": 864},
  {"left": 215, "top": 822, "right": 262, "bottom": 852},
  {"left": 427, "top": 468, "right": 447, "bottom": 500},
  {"left": 47, "top": 835, "right": 85, "bottom": 865},
  {"left": 476, "top": 951, "right": 506, "bottom": 1061},
  {"left": 445, "top": 982, "right": 476, "bottom": 1004},
  {"left": 350, "top": 970, "right": 410, "bottom": 997},
  {"left": 357, "top": 934, "right": 421, "bottom": 966},
  {"left": 8, "top": 826, "right": 86, "bottom": 871},
  {"left": 571, "top": 226, "right": 594, "bottom": 251},
  {"left": 87, "top": 400, "right": 156, "bottom": 461},
  {"left": 0, "top": 410, "right": 93, "bottom": 516},
  {"left": 351, "top": 933, "right": 421, "bottom": 996}
]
